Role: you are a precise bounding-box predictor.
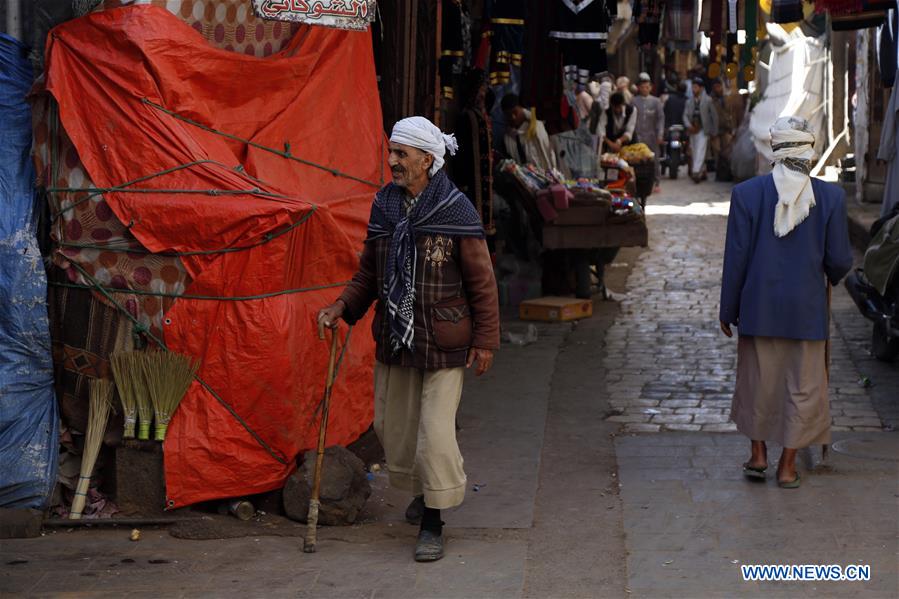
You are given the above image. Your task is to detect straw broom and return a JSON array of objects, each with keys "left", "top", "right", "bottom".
[
  {"left": 130, "top": 352, "right": 155, "bottom": 441},
  {"left": 110, "top": 352, "right": 139, "bottom": 438},
  {"left": 70, "top": 379, "right": 113, "bottom": 520},
  {"left": 142, "top": 351, "right": 198, "bottom": 442}
]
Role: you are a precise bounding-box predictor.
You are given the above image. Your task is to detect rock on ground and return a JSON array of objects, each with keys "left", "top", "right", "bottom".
[{"left": 283, "top": 445, "right": 371, "bottom": 526}]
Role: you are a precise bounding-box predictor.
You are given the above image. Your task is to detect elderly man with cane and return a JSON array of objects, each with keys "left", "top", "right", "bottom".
[
  {"left": 720, "top": 117, "right": 853, "bottom": 488},
  {"left": 318, "top": 116, "right": 500, "bottom": 561}
]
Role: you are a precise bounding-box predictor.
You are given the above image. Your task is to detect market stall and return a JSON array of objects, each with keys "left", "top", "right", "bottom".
[{"left": 496, "top": 155, "right": 648, "bottom": 299}]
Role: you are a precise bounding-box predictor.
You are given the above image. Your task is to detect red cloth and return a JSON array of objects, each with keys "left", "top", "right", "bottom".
[
  {"left": 814, "top": 0, "right": 861, "bottom": 14},
  {"left": 45, "top": 6, "right": 387, "bottom": 507}
]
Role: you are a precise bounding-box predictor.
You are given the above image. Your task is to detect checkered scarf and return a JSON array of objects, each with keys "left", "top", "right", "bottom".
[{"left": 367, "top": 170, "right": 484, "bottom": 352}]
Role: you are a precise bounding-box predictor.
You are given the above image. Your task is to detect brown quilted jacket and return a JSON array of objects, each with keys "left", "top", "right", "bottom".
[{"left": 339, "top": 232, "right": 500, "bottom": 370}]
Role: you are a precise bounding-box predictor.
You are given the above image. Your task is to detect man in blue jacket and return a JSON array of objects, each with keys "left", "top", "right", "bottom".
[{"left": 719, "top": 117, "right": 853, "bottom": 488}]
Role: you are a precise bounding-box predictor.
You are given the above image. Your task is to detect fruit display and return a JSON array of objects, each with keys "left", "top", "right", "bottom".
[{"left": 619, "top": 143, "right": 655, "bottom": 164}]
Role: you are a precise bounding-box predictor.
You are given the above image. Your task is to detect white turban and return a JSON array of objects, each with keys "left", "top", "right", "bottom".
[
  {"left": 770, "top": 116, "right": 817, "bottom": 238},
  {"left": 390, "top": 116, "right": 459, "bottom": 177}
]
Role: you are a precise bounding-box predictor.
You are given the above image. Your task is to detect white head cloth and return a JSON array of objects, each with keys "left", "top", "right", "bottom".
[
  {"left": 597, "top": 80, "right": 612, "bottom": 110},
  {"left": 390, "top": 116, "right": 459, "bottom": 177},
  {"left": 770, "top": 116, "right": 816, "bottom": 237}
]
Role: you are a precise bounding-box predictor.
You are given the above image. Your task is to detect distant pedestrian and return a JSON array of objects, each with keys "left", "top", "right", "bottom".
[
  {"left": 719, "top": 117, "right": 853, "bottom": 488},
  {"left": 601, "top": 91, "right": 637, "bottom": 154},
  {"left": 501, "top": 93, "right": 558, "bottom": 173},
  {"left": 663, "top": 80, "right": 688, "bottom": 132},
  {"left": 633, "top": 72, "right": 665, "bottom": 185},
  {"left": 709, "top": 79, "right": 736, "bottom": 181},
  {"left": 683, "top": 77, "right": 718, "bottom": 183},
  {"left": 616, "top": 75, "right": 633, "bottom": 105}
]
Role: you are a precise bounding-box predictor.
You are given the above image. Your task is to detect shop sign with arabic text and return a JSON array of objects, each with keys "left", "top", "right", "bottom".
[{"left": 252, "top": 1, "right": 376, "bottom": 31}]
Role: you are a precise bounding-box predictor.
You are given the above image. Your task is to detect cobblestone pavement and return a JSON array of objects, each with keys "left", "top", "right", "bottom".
[{"left": 602, "top": 179, "right": 888, "bottom": 433}]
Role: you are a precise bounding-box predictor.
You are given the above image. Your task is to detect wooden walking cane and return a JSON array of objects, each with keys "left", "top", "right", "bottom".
[{"left": 304, "top": 321, "right": 340, "bottom": 553}]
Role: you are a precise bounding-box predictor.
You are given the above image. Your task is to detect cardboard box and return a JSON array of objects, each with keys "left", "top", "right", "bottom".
[{"left": 519, "top": 296, "right": 593, "bottom": 322}]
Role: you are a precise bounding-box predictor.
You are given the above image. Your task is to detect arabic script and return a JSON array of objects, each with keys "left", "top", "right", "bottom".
[{"left": 259, "top": 0, "right": 368, "bottom": 20}]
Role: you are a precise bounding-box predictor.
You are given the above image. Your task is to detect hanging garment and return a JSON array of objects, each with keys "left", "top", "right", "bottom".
[
  {"left": 453, "top": 106, "right": 496, "bottom": 233},
  {"left": 635, "top": 0, "right": 664, "bottom": 24},
  {"left": 664, "top": 0, "right": 695, "bottom": 43},
  {"left": 770, "top": 0, "right": 803, "bottom": 24},
  {"left": 822, "top": 0, "right": 893, "bottom": 30},
  {"left": 700, "top": 0, "right": 746, "bottom": 32},
  {"left": 440, "top": 0, "right": 466, "bottom": 99},
  {"left": 634, "top": 0, "right": 663, "bottom": 46},
  {"left": 488, "top": 0, "right": 526, "bottom": 86},
  {"left": 877, "top": 9, "right": 899, "bottom": 87},
  {"left": 878, "top": 74, "right": 899, "bottom": 217},
  {"left": 551, "top": 128, "right": 598, "bottom": 178},
  {"left": 742, "top": 0, "right": 758, "bottom": 65},
  {"left": 549, "top": 0, "right": 614, "bottom": 85},
  {"left": 814, "top": 0, "right": 862, "bottom": 13},
  {"left": 833, "top": 14, "right": 887, "bottom": 31},
  {"left": 521, "top": 0, "right": 563, "bottom": 129}
]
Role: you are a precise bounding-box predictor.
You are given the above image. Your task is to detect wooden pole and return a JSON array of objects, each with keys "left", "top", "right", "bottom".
[{"left": 303, "top": 325, "right": 340, "bottom": 553}]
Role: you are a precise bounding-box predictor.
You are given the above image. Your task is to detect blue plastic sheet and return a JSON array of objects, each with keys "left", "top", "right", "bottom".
[{"left": 0, "top": 33, "right": 58, "bottom": 509}]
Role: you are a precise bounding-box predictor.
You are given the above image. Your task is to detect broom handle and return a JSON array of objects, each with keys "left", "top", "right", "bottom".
[{"left": 304, "top": 327, "right": 340, "bottom": 553}]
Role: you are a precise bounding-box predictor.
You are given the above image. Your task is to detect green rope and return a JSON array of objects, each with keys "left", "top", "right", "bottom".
[
  {"left": 44, "top": 98, "right": 367, "bottom": 463},
  {"left": 143, "top": 98, "right": 382, "bottom": 190},
  {"left": 51, "top": 160, "right": 218, "bottom": 218},
  {"left": 55, "top": 204, "right": 317, "bottom": 257},
  {"left": 49, "top": 279, "right": 350, "bottom": 301},
  {"left": 50, "top": 186, "right": 291, "bottom": 199},
  {"left": 66, "top": 260, "right": 290, "bottom": 466}
]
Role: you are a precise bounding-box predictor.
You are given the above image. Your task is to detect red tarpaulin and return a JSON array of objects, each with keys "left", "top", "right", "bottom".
[{"left": 44, "top": 6, "right": 385, "bottom": 507}]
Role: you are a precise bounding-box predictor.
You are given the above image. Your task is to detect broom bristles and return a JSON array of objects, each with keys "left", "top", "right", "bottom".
[
  {"left": 70, "top": 379, "right": 113, "bottom": 520},
  {"left": 142, "top": 352, "right": 198, "bottom": 442},
  {"left": 110, "top": 352, "right": 138, "bottom": 438},
  {"left": 124, "top": 351, "right": 155, "bottom": 440}
]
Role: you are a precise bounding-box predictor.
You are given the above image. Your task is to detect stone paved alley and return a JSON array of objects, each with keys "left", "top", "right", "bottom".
[
  {"left": 2, "top": 179, "right": 897, "bottom": 598},
  {"left": 604, "top": 181, "right": 885, "bottom": 434}
]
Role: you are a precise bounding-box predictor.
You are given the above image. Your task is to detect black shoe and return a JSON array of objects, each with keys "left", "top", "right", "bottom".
[
  {"left": 414, "top": 529, "right": 445, "bottom": 562},
  {"left": 405, "top": 495, "right": 424, "bottom": 525}
]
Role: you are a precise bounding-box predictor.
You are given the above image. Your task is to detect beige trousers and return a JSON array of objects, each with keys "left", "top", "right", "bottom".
[
  {"left": 374, "top": 362, "right": 466, "bottom": 510},
  {"left": 731, "top": 336, "right": 830, "bottom": 449}
]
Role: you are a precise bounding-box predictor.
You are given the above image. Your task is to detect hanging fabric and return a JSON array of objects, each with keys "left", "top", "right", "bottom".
[
  {"left": 700, "top": 1, "right": 745, "bottom": 32},
  {"left": 770, "top": 0, "right": 803, "bottom": 24},
  {"left": 634, "top": 0, "right": 664, "bottom": 47},
  {"left": 742, "top": 0, "right": 758, "bottom": 74},
  {"left": 814, "top": 0, "right": 863, "bottom": 13},
  {"left": 877, "top": 71, "right": 899, "bottom": 216},
  {"left": 664, "top": 0, "right": 696, "bottom": 43},
  {"left": 439, "top": 0, "right": 466, "bottom": 100},
  {"left": 711, "top": 0, "right": 724, "bottom": 50},
  {"left": 830, "top": 1, "right": 890, "bottom": 30},
  {"left": 521, "top": 0, "right": 564, "bottom": 126},
  {"left": 549, "top": 0, "right": 615, "bottom": 85},
  {"left": 488, "top": 0, "right": 526, "bottom": 86},
  {"left": 728, "top": 0, "right": 739, "bottom": 30},
  {"left": 878, "top": 8, "right": 899, "bottom": 87}
]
